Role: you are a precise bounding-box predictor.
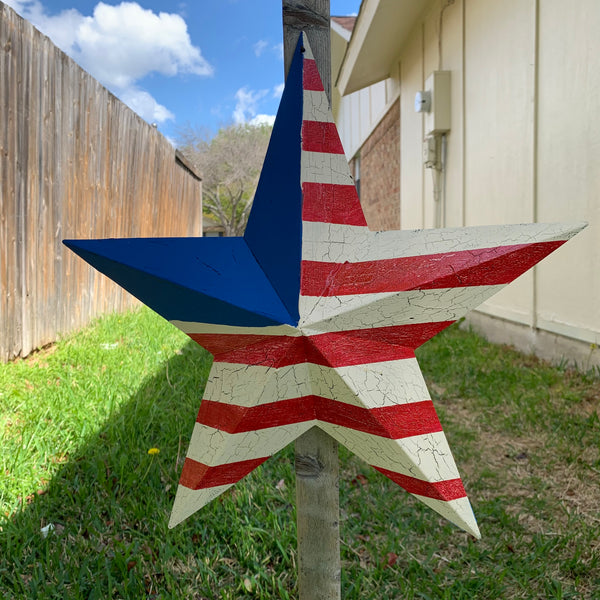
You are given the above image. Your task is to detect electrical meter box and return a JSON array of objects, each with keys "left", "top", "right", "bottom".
[{"left": 424, "top": 71, "right": 451, "bottom": 136}]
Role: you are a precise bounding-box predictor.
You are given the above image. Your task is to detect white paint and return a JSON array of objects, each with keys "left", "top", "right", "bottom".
[
  {"left": 169, "top": 483, "right": 233, "bottom": 528},
  {"left": 415, "top": 494, "right": 480, "bottom": 539},
  {"left": 183, "top": 419, "right": 462, "bottom": 495},
  {"left": 299, "top": 285, "right": 505, "bottom": 332},
  {"left": 187, "top": 421, "right": 314, "bottom": 466},
  {"left": 204, "top": 357, "right": 430, "bottom": 409},
  {"left": 170, "top": 320, "right": 301, "bottom": 337},
  {"left": 302, "top": 40, "right": 315, "bottom": 60},
  {"left": 320, "top": 425, "right": 461, "bottom": 483},
  {"left": 301, "top": 151, "right": 354, "bottom": 186},
  {"left": 303, "top": 89, "right": 333, "bottom": 123},
  {"left": 301, "top": 221, "right": 585, "bottom": 264}
]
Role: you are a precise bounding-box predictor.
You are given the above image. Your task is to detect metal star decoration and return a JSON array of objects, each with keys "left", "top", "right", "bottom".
[{"left": 64, "top": 35, "right": 584, "bottom": 538}]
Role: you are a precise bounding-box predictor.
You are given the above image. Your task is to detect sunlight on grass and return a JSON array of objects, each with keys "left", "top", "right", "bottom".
[{"left": 1, "top": 308, "right": 599, "bottom": 598}]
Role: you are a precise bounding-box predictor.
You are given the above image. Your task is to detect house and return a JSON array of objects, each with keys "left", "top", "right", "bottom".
[
  {"left": 202, "top": 214, "right": 226, "bottom": 237},
  {"left": 330, "top": 1, "right": 600, "bottom": 369}
]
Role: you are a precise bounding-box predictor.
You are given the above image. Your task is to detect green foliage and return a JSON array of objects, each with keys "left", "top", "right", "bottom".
[
  {"left": 177, "top": 123, "right": 272, "bottom": 236},
  {"left": 1, "top": 312, "right": 599, "bottom": 598}
]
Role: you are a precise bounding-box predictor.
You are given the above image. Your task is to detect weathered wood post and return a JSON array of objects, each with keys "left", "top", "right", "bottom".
[{"left": 282, "top": 3, "right": 342, "bottom": 599}]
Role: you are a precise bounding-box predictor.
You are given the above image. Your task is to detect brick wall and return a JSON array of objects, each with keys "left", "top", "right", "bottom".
[{"left": 356, "top": 99, "right": 400, "bottom": 231}]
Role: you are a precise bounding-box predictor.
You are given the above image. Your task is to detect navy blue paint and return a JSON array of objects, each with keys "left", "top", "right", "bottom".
[
  {"left": 63, "top": 238, "right": 294, "bottom": 326},
  {"left": 244, "top": 35, "right": 304, "bottom": 323},
  {"left": 64, "top": 36, "right": 309, "bottom": 330}
]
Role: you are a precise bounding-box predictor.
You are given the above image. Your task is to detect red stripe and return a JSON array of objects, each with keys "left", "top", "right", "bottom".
[
  {"left": 303, "top": 59, "right": 324, "bottom": 91},
  {"left": 197, "top": 397, "right": 317, "bottom": 432},
  {"left": 308, "top": 322, "right": 453, "bottom": 361},
  {"left": 306, "top": 330, "right": 414, "bottom": 366},
  {"left": 190, "top": 323, "right": 451, "bottom": 366},
  {"left": 301, "top": 121, "right": 344, "bottom": 154},
  {"left": 301, "top": 241, "right": 566, "bottom": 296},
  {"left": 179, "top": 456, "right": 268, "bottom": 490},
  {"left": 188, "top": 333, "right": 277, "bottom": 357},
  {"left": 374, "top": 467, "right": 467, "bottom": 501},
  {"left": 197, "top": 397, "right": 442, "bottom": 439},
  {"left": 320, "top": 400, "right": 442, "bottom": 439},
  {"left": 302, "top": 182, "right": 367, "bottom": 226},
  {"left": 189, "top": 333, "right": 302, "bottom": 366}
]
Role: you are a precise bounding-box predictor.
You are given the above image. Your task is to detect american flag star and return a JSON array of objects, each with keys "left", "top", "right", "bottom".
[{"left": 64, "top": 34, "right": 584, "bottom": 538}]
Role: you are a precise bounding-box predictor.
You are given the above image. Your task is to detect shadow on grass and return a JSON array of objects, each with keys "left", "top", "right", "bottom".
[
  {"left": 4, "top": 323, "right": 598, "bottom": 599},
  {"left": 1, "top": 341, "right": 297, "bottom": 599}
]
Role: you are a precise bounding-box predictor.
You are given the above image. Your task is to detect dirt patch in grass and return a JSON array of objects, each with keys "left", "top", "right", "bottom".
[{"left": 449, "top": 397, "right": 599, "bottom": 521}]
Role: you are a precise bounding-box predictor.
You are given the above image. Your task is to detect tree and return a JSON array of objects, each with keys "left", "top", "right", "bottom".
[{"left": 177, "top": 123, "right": 272, "bottom": 236}]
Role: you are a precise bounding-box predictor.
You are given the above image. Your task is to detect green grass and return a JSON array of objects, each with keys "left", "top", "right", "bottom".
[{"left": 1, "top": 307, "right": 599, "bottom": 599}]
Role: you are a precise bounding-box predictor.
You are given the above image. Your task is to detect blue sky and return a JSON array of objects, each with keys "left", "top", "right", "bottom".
[{"left": 5, "top": 0, "right": 361, "bottom": 143}]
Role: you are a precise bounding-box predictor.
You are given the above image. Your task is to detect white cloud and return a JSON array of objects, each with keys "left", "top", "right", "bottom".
[
  {"left": 253, "top": 40, "right": 268, "bottom": 57},
  {"left": 120, "top": 88, "right": 175, "bottom": 124},
  {"left": 273, "top": 42, "right": 284, "bottom": 60},
  {"left": 250, "top": 114, "right": 276, "bottom": 127},
  {"left": 273, "top": 83, "right": 285, "bottom": 99},
  {"left": 233, "top": 87, "right": 268, "bottom": 124},
  {"left": 4, "top": 1, "right": 213, "bottom": 125},
  {"left": 252, "top": 39, "right": 283, "bottom": 61},
  {"left": 2, "top": 0, "right": 31, "bottom": 13},
  {"left": 72, "top": 2, "right": 214, "bottom": 89}
]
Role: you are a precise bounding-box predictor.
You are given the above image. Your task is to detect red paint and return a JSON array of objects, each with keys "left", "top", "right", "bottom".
[
  {"left": 197, "top": 397, "right": 317, "bottom": 432},
  {"left": 187, "top": 333, "right": 279, "bottom": 358},
  {"left": 190, "top": 322, "right": 451, "bottom": 366},
  {"left": 308, "top": 322, "right": 453, "bottom": 360},
  {"left": 189, "top": 333, "right": 301, "bottom": 367},
  {"left": 197, "top": 397, "right": 442, "bottom": 439},
  {"left": 179, "top": 456, "right": 269, "bottom": 490},
  {"left": 374, "top": 467, "right": 467, "bottom": 501},
  {"left": 301, "top": 120, "right": 345, "bottom": 154},
  {"left": 302, "top": 182, "right": 367, "bottom": 226},
  {"left": 303, "top": 59, "right": 324, "bottom": 91},
  {"left": 320, "top": 399, "right": 443, "bottom": 439},
  {"left": 301, "top": 241, "right": 566, "bottom": 296}
]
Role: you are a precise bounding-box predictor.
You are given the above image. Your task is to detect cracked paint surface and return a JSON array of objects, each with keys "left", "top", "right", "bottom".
[{"left": 64, "top": 34, "right": 585, "bottom": 538}]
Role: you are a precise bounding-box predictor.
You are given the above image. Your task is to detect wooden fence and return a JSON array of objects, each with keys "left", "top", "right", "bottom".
[{"left": 0, "top": 3, "right": 203, "bottom": 361}]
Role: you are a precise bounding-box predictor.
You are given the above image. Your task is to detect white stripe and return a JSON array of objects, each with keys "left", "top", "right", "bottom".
[
  {"left": 334, "top": 359, "right": 431, "bottom": 408},
  {"left": 301, "top": 151, "right": 354, "bottom": 186},
  {"left": 169, "top": 483, "right": 233, "bottom": 528},
  {"left": 186, "top": 421, "right": 314, "bottom": 466},
  {"left": 203, "top": 357, "right": 429, "bottom": 409},
  {"left": 170, "top": 320, "right": 300, "bottom": 337},
  {"left": 298, "top": 285, "right": 504, "bottom": 331},
  {"left": 319, "top": 425, "right": 461, "bottom": 483},
  {"left": 301, "top": 221, "right": 585, "bottom": 264},
  {"left": 302, "top": 40, "right": 315, "bottom": 60},
  {"left": 185, "top": 420, "right": 459, "bottom": 480},
  {"left": 303, "top": 90, "right": 333, "bottom": 123},
  {"left": 415, "top": 495, "right": 480, "bottom": 538}
]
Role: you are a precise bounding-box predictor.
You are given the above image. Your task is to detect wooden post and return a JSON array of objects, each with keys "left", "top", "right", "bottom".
[
  {"left": 282, "top": 1, "right": 332, "bottom": 99},
  {"left": 282, "top": 3, "right": 341, "bottom": 599}
]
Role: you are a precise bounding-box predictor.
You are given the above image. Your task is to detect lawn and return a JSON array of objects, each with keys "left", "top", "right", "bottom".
[{"left": 1, "top": 307, "right": 599, "bottom": 599}]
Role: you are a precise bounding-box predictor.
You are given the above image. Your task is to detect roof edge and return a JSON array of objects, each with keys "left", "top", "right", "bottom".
[{"left": 337, "top": 0, "right": 432, "bottom": 96}]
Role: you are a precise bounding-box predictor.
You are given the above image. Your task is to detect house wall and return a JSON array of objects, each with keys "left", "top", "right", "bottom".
[
  {"left": 336, "top": 75, "right": 399, "bottom": 162},
  {"left": 358, "top": 99, "right": 400, "bottom": 231},
  {"left": 335, "top": 0, "right": 600, "bottom": 367}
]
